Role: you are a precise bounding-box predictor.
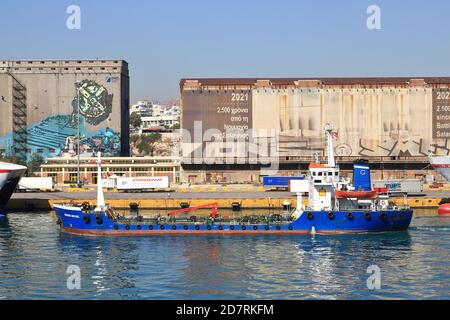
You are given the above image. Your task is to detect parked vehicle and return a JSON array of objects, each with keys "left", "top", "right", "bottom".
[
  {"left": 372, "top": 179, "right": 423, "bottom": 195},
  {"left": 114, "top": 176, "right": 170, "bottom": 192},
  {"left": 18, "top": 177, "right": 54, "bottom": 192},
  {"left": 263, "top": 176, "right": 304, "bottom": 191}
]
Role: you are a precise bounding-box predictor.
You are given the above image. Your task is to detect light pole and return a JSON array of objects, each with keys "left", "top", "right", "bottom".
[{"left": 76, "top": 82, "right": 81, "bottom": 188}]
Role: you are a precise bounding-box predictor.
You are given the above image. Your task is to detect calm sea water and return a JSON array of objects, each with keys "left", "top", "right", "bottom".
[{"left": 0, "top": 209, "right": 449, "bottom": 300}]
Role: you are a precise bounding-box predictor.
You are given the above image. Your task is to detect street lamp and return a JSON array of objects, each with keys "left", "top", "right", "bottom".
[{"left": 75, "top": 81, "right": 82, "bottom": 188}]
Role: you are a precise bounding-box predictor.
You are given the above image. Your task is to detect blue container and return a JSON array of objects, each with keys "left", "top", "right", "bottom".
[{"left": 263, "top": 176, "right": 304, "bottom": 188}]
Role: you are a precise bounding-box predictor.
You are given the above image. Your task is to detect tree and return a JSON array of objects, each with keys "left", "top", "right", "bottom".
[
  {"left": 135, "top": 133, "right": 162, "bottom": 156},
  {"left": 155, "top": 137, "right": 176, "bottom": 157},
  {"left": 0, "top": 152, "right": 22, "bottom": 166},
  {"left": 130, "top": 134, "right": 140, "bottom": 145},
  {"left": 169, "top": 123, "right": 180, "bottom": 130},
  {"left": 27, "top": 153, "right": 44, "bottom": 176},
  {"left": 130, "top": 112, "right": 142, "bottom": 129}
]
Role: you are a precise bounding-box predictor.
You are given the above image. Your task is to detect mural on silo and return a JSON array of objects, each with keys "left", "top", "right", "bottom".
[
  {"left": 0, "top": 79, "right": 120, "bottom": 159},
  {"left": 70, "top": 80, "right": 113, "bottom": 126}
]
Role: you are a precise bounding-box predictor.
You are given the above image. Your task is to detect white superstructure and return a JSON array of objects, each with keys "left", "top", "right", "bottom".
[
  {"left": 430, "top": 156, "right": 450, "bottom": 182},
  {"left": 0, "top": 162, "right": 27, "bottom": 209}
]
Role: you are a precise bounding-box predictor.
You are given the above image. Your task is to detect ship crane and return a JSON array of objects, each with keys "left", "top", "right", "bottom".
[{"left": 167, "top": 202, "right": 219, "bottom": 219}]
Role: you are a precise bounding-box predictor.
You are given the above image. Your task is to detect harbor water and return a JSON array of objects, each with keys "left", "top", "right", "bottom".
[{"left": 0, "top": 209, "right": 449, "bottom": 300}]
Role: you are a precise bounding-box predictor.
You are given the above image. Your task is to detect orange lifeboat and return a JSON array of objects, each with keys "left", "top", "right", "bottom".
[{"left": 335, "top": 190, "right": 378, "bottom": 199}]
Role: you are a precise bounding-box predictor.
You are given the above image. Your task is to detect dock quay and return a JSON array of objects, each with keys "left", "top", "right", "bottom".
[{"left": 8, "top": 189, "right": 447, "bottom": 211}]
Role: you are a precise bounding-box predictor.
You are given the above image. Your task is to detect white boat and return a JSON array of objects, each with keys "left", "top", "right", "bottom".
[
  {"left": 0, "top": 162, "right": 27, "bottom": 216},
  {"left": 430, "top": 156, "right": 450, "bottom": 182}
]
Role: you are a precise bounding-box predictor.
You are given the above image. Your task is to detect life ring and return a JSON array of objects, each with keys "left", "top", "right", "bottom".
[
  {"left": 241, "top": 226, "right": 247, "bottom": 231},
  {"left": 288, "top": 226, "right": 294, "bottom": 231},
  {"left": 219, "top": 226, "right": 224, "bottom": 231},
  {"left": 160, "top": 225, "right": 165, "bottom": 230},
  {"left": 265, "top": 226, "right": 270, "bottom": 231},
  {"left": 183, "top": 225, "right": 189, "bottom": 230},
  {"left": 276, "top": 226, "right": 281, "bottom": 231},
  {"left": 207, "top": 226, "right": 212, "bottom": 230},
  {"left": 347, "top": 212, "right": 354, "bottom": 221},
  {"left": 307, "top": 212, "right": 314, "bottom": 220},
  {"left": 253, "top": 226, "right": 258, "bottom": 231},
  {"left": 113, "top": 225, "right": 119, "bottom": 230},
  {"left": 149, "top": 225, "right": 154, "bottom": 230},
  {"left": 230, "top": 226, "right": 235, "bottom": 231},
  {"left": 364, "top": 212, "right": 371, "bottom": 221},
  {"left": 137, "top": 225, "right": 142, "bottom": 230},
  {"left": 125, "top": 225, "right": 130, "bottom": 230},
  {"left": 327, "top": 211, "right": 335, "bottom": 220},
  {"left": 195, "top": 225, "right": 200, "bottom": 231},
  {"left": 172, "top": 225, "right": 177, "bottom": 230}
]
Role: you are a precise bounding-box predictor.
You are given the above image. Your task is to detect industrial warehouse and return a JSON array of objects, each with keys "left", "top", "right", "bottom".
[
  {"left": 0, "top": 60, "right": 130, "bottom": 163},
  {"left": 180, "top": 77, "right": 450, "bottom": 184}
]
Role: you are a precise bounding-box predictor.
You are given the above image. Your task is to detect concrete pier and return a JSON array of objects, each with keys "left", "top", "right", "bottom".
[{"left": 8, "top": 190, "right": 446, "bottom": 211}]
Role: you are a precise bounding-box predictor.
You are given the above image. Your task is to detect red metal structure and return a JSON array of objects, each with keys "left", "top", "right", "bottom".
[{"left": 335, "top": 190, "right": 378, "bottom": 199}]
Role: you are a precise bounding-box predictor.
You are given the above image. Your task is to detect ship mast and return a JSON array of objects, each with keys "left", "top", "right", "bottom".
[
  {"left": 324, "top": 123, "right": 335, "bottom": 168},
  {"left": 94, "top": 152, "right": 106, "bottom": 212}
]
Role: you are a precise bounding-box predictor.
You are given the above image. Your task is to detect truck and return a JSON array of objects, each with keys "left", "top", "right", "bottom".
[
  {"left": 18, "top": 177, "right": 54, "bottom": 192},
  {"left": 115, "top": 176, "right": 170, "bottom": 192},
  {"left": 372, "top": 179, "right": 423, "bottom": 195},
  {"left": 263, "top": 176, "right": 304, "bottom": 191}
]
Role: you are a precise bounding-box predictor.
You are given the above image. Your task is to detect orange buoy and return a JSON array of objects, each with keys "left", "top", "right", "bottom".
[{"left": 438, "top": 203, "right": 450, "bottom": 216}]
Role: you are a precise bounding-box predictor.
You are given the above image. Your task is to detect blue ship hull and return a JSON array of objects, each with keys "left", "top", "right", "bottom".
[{"left": 54, "top": 206, "right": 413, "bottom": 236}]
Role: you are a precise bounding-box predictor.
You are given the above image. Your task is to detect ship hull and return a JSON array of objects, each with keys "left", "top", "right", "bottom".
[
  {"left": 54, "top": 205, "right": 413, "bottom": 236},
  {"left": 0, "top": 163, "right": 27, "bottom": 216},
  {"left": 430, "top": 156, "right": 450, "bottom": 182}
]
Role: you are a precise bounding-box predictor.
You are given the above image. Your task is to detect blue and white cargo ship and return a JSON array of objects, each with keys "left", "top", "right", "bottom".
[{"left": 54, "top": 125, "right": 413, "bottom": 236}]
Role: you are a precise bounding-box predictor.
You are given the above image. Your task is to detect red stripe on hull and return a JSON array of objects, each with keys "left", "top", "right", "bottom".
[
  {"left": 432, "top": 164, "right": 450, "bottom": 168},
  {"left": 0, "top": 170, "right": 12, "bottom": 173},
  {"left": 61, "top": 227, "right": 376, "bottom": 237}
]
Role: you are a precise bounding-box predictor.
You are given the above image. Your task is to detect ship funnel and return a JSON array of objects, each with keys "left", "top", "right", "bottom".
[{"left": 353, "top": 160, "right": 372, "bottom": 191}]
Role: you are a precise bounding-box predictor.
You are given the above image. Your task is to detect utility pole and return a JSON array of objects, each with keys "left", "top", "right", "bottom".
[{"left": 76, "top": 82, "right": 81, "bottom": 188}]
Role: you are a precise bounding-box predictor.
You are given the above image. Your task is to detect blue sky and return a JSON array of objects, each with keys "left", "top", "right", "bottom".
[{"left": 1, "top": 0, "right": 450, "bottom": 101}]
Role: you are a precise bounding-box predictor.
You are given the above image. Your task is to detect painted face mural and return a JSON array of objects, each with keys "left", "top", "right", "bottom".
[{"left": 71, "top": 80, "right": 113, "bottom": 126}]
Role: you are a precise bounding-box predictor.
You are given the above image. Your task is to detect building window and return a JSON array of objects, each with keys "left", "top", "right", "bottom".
[{"left": 69, "top": 173, "right": 78, "bottom": 182}]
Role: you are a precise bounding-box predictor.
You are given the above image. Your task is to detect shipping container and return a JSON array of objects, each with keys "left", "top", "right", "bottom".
[
  {"left": 263, "top": 176, "right": 304, "bottom": 191},
  {"left": 116, "top": 176, "right": 170, "bottom": 192},
  {"left": 372, "top": 179, "right": 423, "bottom": 194}
]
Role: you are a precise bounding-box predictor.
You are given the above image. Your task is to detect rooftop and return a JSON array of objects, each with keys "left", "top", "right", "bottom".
[{"left": 180, "top": 77, "right": 450, "bottom": 89}]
